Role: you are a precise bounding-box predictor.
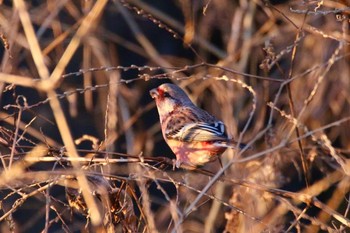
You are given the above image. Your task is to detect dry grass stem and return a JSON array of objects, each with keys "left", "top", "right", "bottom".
[{"left": 0, "top": 1, "right": 349, "bottom": 232}]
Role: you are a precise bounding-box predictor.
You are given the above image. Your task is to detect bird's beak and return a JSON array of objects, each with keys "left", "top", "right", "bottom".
[{"left": 150, "top": 88, "right": 158, "bottom": 98}]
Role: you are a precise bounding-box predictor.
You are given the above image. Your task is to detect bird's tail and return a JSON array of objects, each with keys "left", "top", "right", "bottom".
[{"left": 214, "top": 140, "right": 251, "bottom": 150}]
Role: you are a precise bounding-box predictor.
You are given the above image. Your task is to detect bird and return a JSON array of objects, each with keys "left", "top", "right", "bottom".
[{"left": 150, "top": 83, "right": 244, "bottom": 170}]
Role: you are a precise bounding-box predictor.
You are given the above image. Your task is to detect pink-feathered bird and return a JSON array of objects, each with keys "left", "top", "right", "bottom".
[{"left": 150, "top": 83, "right": 244, "bottom": 169}]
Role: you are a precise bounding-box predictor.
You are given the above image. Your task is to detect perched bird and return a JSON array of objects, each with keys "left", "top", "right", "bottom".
[{"left": 150, "top": 83, "right": 243, "bottom": 169}]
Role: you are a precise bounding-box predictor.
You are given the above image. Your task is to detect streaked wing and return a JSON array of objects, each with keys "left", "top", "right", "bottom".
[{"left": 166, "top": 121, "right": 228, "bottom": 142}]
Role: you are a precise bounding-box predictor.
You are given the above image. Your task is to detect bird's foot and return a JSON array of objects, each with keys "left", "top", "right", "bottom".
[{"left": 172, "top": 159, "right": 182, "bottom": 170}]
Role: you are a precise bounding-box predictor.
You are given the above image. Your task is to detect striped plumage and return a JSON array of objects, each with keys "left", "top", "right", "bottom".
[{"left": 150, "top": 83, "right": 238, "bottom": 169}]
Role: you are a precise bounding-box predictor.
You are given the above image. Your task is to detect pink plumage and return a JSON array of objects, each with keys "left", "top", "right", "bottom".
[{"left": 150, "top": 83, "right": 241, "bottom": 169}]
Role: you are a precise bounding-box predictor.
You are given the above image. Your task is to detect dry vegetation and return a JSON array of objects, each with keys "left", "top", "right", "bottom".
[{"left": 0, "top": 0, "right": 349, "bottom": 232}]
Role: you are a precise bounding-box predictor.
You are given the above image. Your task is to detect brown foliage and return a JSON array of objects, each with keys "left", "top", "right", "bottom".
[{"left": 0, "top": 0, "right": 349, "bottom": 232}]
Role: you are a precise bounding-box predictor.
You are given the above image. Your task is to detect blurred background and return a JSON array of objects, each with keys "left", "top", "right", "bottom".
[{"left": 0, "top": 0, "right": 349, "bottom": 232}]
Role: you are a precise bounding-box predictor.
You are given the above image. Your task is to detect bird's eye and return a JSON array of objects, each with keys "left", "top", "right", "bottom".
[{"left": 163, "top": 92, "right": 171, "bottom": 98}]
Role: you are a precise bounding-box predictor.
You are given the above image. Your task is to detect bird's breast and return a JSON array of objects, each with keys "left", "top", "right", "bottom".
[{"left": 166, "top": 139, "right": 227, "bottom": 167}]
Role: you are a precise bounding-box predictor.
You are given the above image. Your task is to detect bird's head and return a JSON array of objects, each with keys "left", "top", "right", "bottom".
[{"left": 150, "top": 83, "right": 193, "bottom": 116}]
